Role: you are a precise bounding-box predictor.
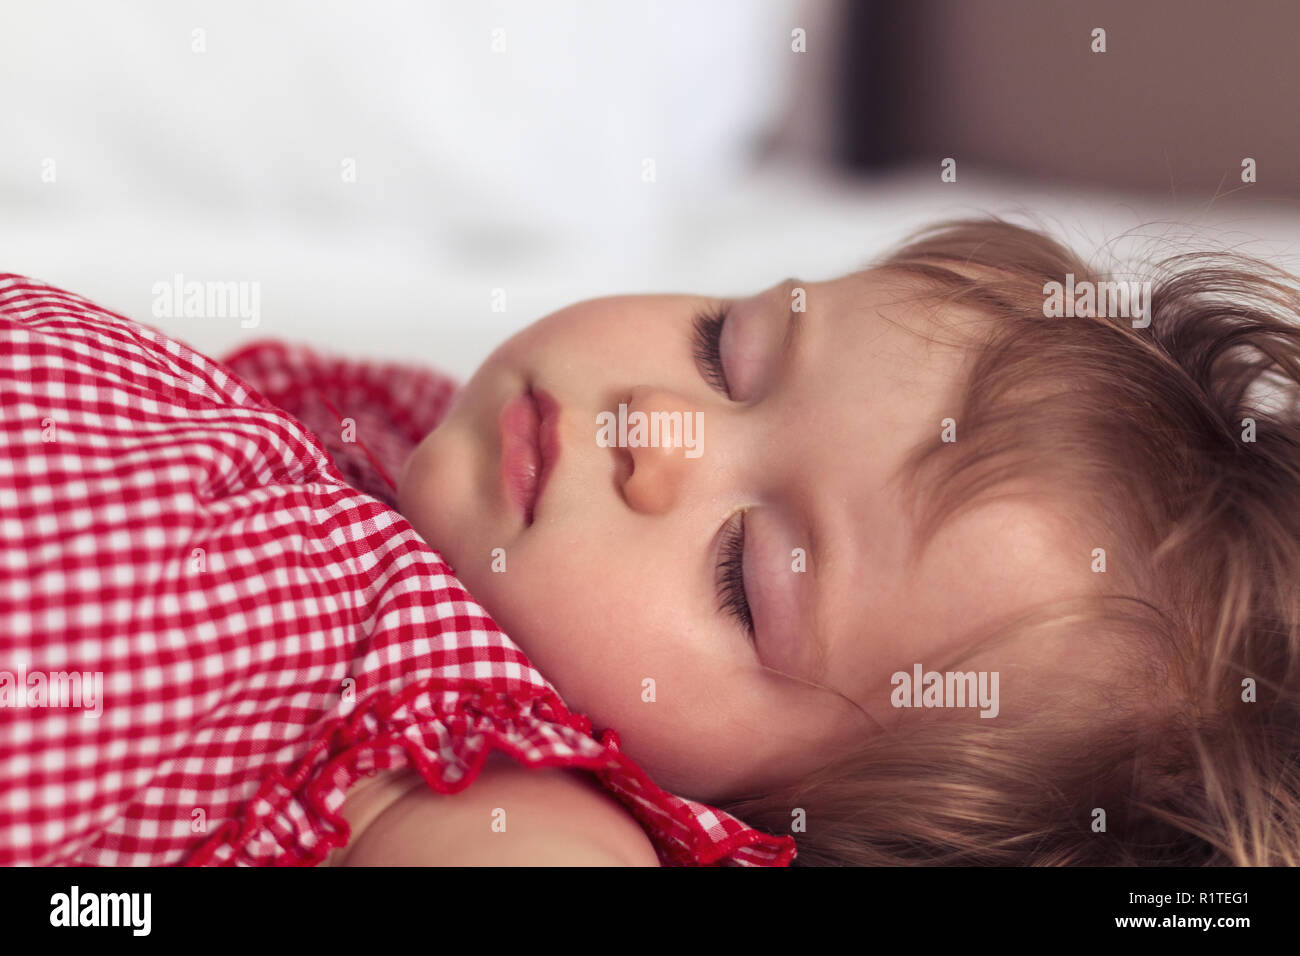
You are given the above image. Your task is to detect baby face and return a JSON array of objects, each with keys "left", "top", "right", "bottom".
[{"left": 398, "top": 270, "right": 1095, "bottom": 802}]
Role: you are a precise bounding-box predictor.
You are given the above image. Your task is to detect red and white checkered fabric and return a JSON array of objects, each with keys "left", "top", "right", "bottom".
[{"left": 0, "top": 273, "right": 796, "bottom": 867}]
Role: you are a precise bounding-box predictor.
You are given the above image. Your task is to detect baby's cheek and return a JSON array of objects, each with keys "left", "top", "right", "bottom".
[
  {"left": 397, "top": 430, "right": 469, "bottom": 556},
  {"left": 482, "top": 530, "right": 762, "bottom": 795},
  {"left": 511, "top": 573, "right": 655, "bottom": 708},
  {"left": 509, "top": 567, "right": 677, "bottom": 708}
]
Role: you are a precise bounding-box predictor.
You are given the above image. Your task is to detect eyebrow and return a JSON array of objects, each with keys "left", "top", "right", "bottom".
[
  {"left": 778, "top": 277, "right": 805, "bottom": 373},
  {"left": 772, "top": 277, "right": 832, "bottom": 685}
]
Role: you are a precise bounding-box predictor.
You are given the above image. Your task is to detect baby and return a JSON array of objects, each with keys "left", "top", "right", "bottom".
[
  {"left": 342, "top": 216, "right": 1300, "bottom": 865},
  {"left": 4, "top": 216, "right": 1298, "bottom": 867}
]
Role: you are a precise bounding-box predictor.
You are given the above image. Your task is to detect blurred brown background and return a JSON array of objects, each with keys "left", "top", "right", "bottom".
[{"left": 785, "top": 0, "right": 1300, "bottom": 200}]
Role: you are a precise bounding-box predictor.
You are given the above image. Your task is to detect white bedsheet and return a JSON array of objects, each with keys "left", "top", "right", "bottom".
[{"left": 3, "top": 2, "right": 1299, "bottom": 379}]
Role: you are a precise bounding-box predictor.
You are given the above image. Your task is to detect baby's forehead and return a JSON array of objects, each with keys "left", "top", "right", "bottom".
[
  {"left": 776, "top": 276, "right": 1100, "bottom": 683},
  {"left": 823, "top": 265, "right": 1007, "bottom": 340},
  {"left": 783, "top": 271, "right": 988, "bottom": 477}
]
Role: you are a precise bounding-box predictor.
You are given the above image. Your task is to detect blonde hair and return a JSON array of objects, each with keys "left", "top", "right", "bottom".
[{"left": 718, "top": 217, "right": 1300, "bottom": 865}]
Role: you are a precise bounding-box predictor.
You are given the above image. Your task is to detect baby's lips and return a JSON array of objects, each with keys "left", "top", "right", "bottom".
[{"left": 499, "top": 387, "right": 542, "bottom": 523}]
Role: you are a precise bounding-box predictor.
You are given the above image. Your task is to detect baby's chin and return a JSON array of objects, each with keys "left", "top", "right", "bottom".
[
  {"left": 397, "top": 430, "right": 472, "bottom": 574},
  {"left": 396, "top": 447, "right": 518, "bottom": 634}
]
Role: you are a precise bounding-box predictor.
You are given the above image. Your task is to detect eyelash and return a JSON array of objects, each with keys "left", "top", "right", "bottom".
[
  {"left": 691, "top": 304, "right": 731, "bottom": 397},
  {"left": 716, "top": 511, "right": 755, "bottom": 642},
  {"left": 691, "top": 305, "right": 754, "bottom": 640},
  {"left": 689, "top": 305, "right": 755, "bottom": 641}
]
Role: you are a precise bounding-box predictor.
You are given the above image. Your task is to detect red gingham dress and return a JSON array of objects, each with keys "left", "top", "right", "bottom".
[{"left": 0, "top": 273, "right": 796, "bottom": 867}]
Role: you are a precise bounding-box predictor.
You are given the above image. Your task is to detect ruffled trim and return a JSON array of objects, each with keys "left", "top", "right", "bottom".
[
  {"left": 185, "top": 675, "right": 796, "bottom": 867},
  {"left": 586, "top": 727, "right": 799, "bottom": 867},
  {"left": 220, "top": 339, "right": 450, "bottom": 450}
]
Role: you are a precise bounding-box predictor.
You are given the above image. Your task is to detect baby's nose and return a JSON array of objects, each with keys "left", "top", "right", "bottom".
[{"left": 613, "top": 386, "right": 707, "bottom": 515}]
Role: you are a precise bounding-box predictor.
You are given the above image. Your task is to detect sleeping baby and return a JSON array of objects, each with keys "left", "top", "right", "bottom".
[{"left": 2, "top": 216, "right": 1298, "bottom": 866}]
